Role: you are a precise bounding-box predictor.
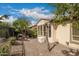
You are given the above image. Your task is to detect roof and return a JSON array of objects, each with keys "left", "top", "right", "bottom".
[
  {"left": 29, "top": 24, "right": 37, "bottom": 28},
  {"left": 36, "top": 18, "right": 52, "bottom": 25}
]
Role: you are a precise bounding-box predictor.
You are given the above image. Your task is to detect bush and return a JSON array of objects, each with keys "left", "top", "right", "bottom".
[
  {"left": 0, "top": 41, "right": 11, "bottom": 56},
  {"left": 0, "top": 29, "right": 9, "bottom": 38},
  {"left": 0, "top": 37, "right": 16, "bottom": 56},
  {"left": 27, "top": 29, "right": 37, "bottom": 38},
  {"left": 8, "top": 37, "right": 16, "bottom": 45},
  {"left": 11, "top": 39, "right": 16, "bottom": 45}
]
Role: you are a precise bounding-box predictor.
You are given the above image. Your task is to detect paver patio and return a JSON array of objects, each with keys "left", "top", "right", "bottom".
[{"left": 24, "top": 39, "right": 70, "bottom": 56}]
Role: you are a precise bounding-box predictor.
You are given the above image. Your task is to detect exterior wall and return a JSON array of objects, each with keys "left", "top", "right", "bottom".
[
  {"left": 37, "top": 36, "right": 46, "bottom": 43},
  {"left": 69, "top": 24, "right": 79, "bottom": 49},
  {"left": 37, "top": 25, "right": 54, "bottom": 43},
  {"left": 69, "top": 43, "right": 79, "bottom": 49},
  {"left": 56, "top": 24, "right": 79, "bottom": 49},
  {"left": 37, "top": 20, "right": 79, "bottom": 49},
  {"left": 37, "top": 20, "right": 54, "bottom": 43},
  {"left": 48, "top": 24, "right": 55, "bottom": 43},
  {"left": 37, "top": 20, "right": 48, "bottom": 43},
  {"left": 56, "top": 24, "right": 71, "bottom": 45},
  {"left": 37, "top": 20, "right": 47, "bottom": 43}
]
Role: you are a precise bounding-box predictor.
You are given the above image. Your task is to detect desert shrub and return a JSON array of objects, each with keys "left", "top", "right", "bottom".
[
  {"left": 8, "top": 37, "right": 16, "bottom": 45},
  {"left": 0, "top": 41, "right": 11, "bottom": 56},
  {"left": 0, "top": 37, "right": 16, "bottom": 56}
]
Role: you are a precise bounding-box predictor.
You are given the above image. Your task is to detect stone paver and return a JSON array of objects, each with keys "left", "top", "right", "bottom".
[{"left": 24, "top": 39, "right": 69, "bottom": 56}]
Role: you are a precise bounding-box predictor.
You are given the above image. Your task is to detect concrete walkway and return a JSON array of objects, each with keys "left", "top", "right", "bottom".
[{"left": 24, "top": 39, "right": 69, "bottom": 56}]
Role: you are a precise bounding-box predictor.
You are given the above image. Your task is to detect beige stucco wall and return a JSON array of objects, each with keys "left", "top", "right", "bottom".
[
  {"left": 37, "top": 36, "right": 46, "bottom": 43},
  {"left": 37, "top": 25, "right": 55, "bottom": 43},
  {"left": 56, "top": 24, "right": 79, "bottom": 49},
  {"left": 37, "top": 20, "right": 54, "bottom": 43},
  {"left": 69, "top": 43, "right": 79, "bottom": 49},
  {"left": 37, "top": 20, "right": 48, "bottom": 43},
  {"left": 56, "top": 24, "right": 71, "bottom": 45},
  {"left": 48, "top": 24, "right": 55, "bottom": 43},
  {"left": 37, "top": 20, "right": 72, "bottom": 44},
  {"left": 37, "top": 20, "right": 79, "bottom": 49}
]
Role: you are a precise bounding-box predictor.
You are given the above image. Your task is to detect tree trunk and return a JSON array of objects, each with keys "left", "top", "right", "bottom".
[{"left": 46, "top": 24, "right": 50, "bottom": 51}]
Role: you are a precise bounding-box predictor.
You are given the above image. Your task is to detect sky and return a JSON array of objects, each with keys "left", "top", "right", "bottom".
[{"left": 0, "top": 3, "right": 55, "bottom": 24}]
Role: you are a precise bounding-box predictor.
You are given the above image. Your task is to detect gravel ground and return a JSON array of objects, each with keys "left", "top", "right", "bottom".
[
  {"left": 24, "top": 39, "right": 69, "bottom": 56},
  {"left": 10, "top": 40, "right": 23, "bottom": 56}
]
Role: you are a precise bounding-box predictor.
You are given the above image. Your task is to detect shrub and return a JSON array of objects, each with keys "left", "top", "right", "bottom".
[
  {"left": 0, "top": 37, "right": 16, "bottom": 56},
  {"left": 0, "top": 41, "right": 11, "bottom": 56},
  {"left": 8, "top": 37, "right": 16, "bottom": 45}
]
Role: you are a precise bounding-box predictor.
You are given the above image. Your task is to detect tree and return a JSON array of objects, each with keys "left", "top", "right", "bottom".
[
  {"left": 13, "top": 18, "right": 30, "bottom": 36},
  {"left": 49, "top": 3, "right": 79, "bottom": 29},
  {"left": 28, "top": 28, "right": 37, "bottom": 38},
  {"left": 50, "top": 4, "right": 79, "bottom": 23},
  {"left": 0, "top": 22, "right": 9, "bottom": 38}
]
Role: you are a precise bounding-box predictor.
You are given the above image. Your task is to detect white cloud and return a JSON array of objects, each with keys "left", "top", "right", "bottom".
[
  {"left": 19, "top": 7, "right": 55, "bottom": 20},
  {"left": 1, "top": 16, "right": 17, "bottom": 25},
  {"left": 0, "top": 5, "right": 54, "bottom": 24},
  {"left": 30, "top": 7, "right": 49, "bottom": 13},
  {"left": 1, "top": 5, "right": 54, "bottom": 20}
]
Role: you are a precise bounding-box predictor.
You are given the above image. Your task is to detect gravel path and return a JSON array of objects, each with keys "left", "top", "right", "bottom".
[
  {"left": 24, "top": 39, "right": 69, "bottom": 56},
  {"left": 10, "top": 40, "right": 23, "bottom": 56}
]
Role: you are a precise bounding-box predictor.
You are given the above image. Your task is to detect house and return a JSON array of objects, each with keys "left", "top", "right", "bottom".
[
  {"left": 29, "top": 24, "right": 37, "bottom": 30},
  {"left": 36, "top": 19, "right": 79, "bottom": 49}
]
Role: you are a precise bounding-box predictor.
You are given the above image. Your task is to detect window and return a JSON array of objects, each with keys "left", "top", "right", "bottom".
[
  {"left": 40, "top": 25, "right": 42, "bottom": 36},
  {"left": 73, "top": 26, "right": 79, "bottom": 41},
  {"left": 38, "top": 26, "right": 41, "bottom": 36},
  {"left": 72, "top": 22, "right": 79, "bottom": 43},
  {"left": 38, "top": 24, "right": 51, "bottom": 37},
  {"left": 49, "top": 24, "right": 51, "bottom": 37},
  {"left": 38, "top": 25, "right": 42, "bottom": 36},
  {"left": 44, "top": 25, "right": 46, "bottom": 36}
]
